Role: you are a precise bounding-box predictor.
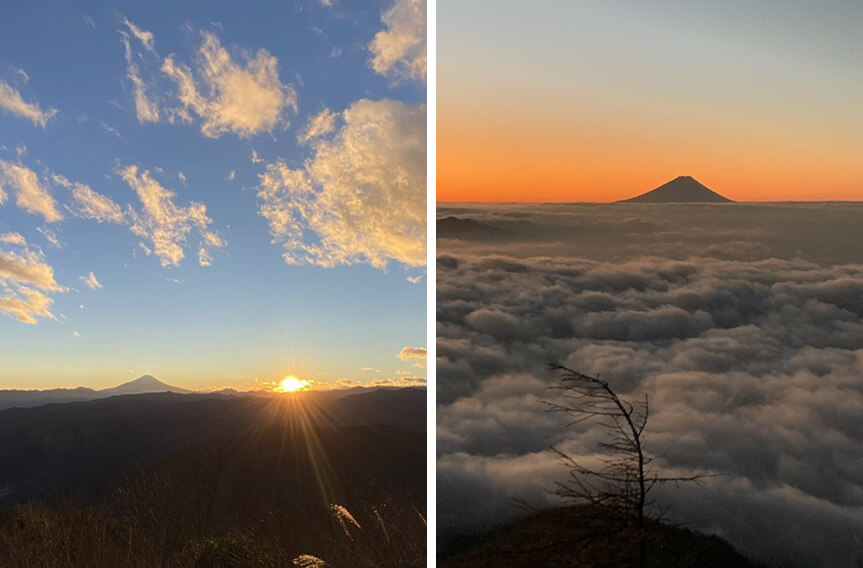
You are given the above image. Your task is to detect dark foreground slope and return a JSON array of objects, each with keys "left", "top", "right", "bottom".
[
  {"left": 441, "top": 506, "right": 757, "bottom": 568},
  {"left": 0, "top": 423, "right": 425, "bottom": 568}
]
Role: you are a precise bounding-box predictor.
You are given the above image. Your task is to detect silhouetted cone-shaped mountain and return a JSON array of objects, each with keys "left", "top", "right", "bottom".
[
  {"left": 99, "top": 375, "right": 191, "bottom": 395},
  {"left": 620, "top": 176, "right": 733, "bottom": 203}
]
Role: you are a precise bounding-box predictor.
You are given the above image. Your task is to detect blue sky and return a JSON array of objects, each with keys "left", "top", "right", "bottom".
[{"left": 0, "top": 0, "right": 427, "bottom": 390}]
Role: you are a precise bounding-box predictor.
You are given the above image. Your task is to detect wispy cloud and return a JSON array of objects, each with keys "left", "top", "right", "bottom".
[
  {"left": 119, "top": 18, "right": 160, "bottom": 123},
  {"left": 0, "top": 160, "right": 62, "bottom": 222},
  {"left": 0, "top": 233, "right": 26, "bottom": 246},
  {"left": 369, "top": 0, "right": 426, "bottom": 82},
  {"left": 0, "top": 239, "right": 65, "bottom": 324},
  {"left": 162, "top": 31, "right": 297, "bottom": 138},
  {"left": 81, "top": 271, "right": 102, "bottom": 290},
  {"left": 297, "top": 108, "right": 337, "bottom": 144},
  {"left": 0, "top": 79, "right": 58, "bottom": 127},
  {"left": 119, "top": 164, "right": 225, "bottom": 267},
  {"left": 258, "top": 99, "right": 426, "bottom": 269},
  {"left": 53, "top": 174, "right": 124, "bottom": 224},
  {"left": 398, "top": 346, "right": 426, "bottom": 361}
]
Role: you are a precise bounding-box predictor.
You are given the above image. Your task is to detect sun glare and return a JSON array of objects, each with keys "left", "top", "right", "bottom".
[{"left": 275, "top": 376, "right": 310, "bottom": 393}]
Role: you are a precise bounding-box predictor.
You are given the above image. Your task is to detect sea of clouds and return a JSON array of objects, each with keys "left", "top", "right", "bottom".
[{"left": 437, "top": 202, "right": 863, "bottom": 567}]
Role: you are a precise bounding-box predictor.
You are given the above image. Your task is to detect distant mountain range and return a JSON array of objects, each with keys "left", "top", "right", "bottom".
[
  {"left": 437, "top": 216, "right": 510, "bottom": 239},
  {"left": 0, "top": 386, "right": 426, "bottom": 505},
  {"left": 620, "top": 175, "right": 733, "bottom": 203},
  {"left": 0, "top": 375, "right": 190, "bottom": 410}
]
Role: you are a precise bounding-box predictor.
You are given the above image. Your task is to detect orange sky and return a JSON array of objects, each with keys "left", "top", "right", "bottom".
[{"left": 438, "top": 2, "right": 863, "bottom": 203}]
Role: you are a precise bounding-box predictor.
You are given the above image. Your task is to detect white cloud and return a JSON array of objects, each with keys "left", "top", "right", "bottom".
[
  {"left": 178, "top": 171, "right": 187, "bottom": 185},
  {"left": 368, "top": 376, "right": 426, "bottom": 387},
  {"left": 118, "top": 165, "right": 224, "bottom": 267},
  {"left": 81, "top": 272, "right": 102, "bottom": 290},
  {"left": 0, "top": 240, "right": 65, "bottom": 324},
  {"left": 251, "top": 149, "right": 263, "bottom": 163},
  {"left": 0, "top": 160, "right": 62, "bottom": 222},
  {"left": 258, "top": 99, "right": 426, "bottom": 269},
  {"left": 119, "top": 18, "right": 160, "bottom": 123},
  {"left": 198, "top": 247, "right": 213, "bottom": 267},
  {"left": 0, "top": 233, "right": 26, "bottom": 246},
  {"left": 122, "top": 18, "right": 156, "bottom": 54},
  {"left": 82, "top": 14, "right": 95, "bottom": 29},
  {"left": 99, "top": 121, "right": 123, "bottom": 140},
  {"left": 162, "top": 31, "right": 297, "bottom": 138},
  {"left": 0, "top": 79, "right": 58, "bottom": 127},
  {"left": 226, "top": 169, "right": 236, "bottom": 181},
  {"left": 369, "top": 0, "right": 427, "bottom": 82},
  {"left": 407, "top": 274, "right": 423, "bottom": 284},
  {"left": 297, "top": 108, "right": 337, "bottom": 144},
  {"left": 52, "top": 174, "right": 124, "bottom": 224},
  {"left": 37, "top": 227, "right": 61, "bottom": 248},
  {"left": 72, "top": 330, "right": 81, "bottom": 337},
  {"left": 329, "top": 46, "right": 342, "bottom": 58},
  {"left": 398, "top": 346, "right": 426, "bottom": 361}
]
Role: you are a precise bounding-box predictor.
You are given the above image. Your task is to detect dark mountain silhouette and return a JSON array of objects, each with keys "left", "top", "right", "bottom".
[
  {"left": 99, "top": 374, "right": 190, "bottom": 395},
  {"left": 437, "top": 216, "right": 510, "bottom": 239},
  {"left": 620, "top": 176, "right": 733, "bottom": 203},
  {"left": 0, "top": 387, "right": 425, "bottom": 505},
  {"left": 441, "top": 505, "right": 756, "bottom": 568}
]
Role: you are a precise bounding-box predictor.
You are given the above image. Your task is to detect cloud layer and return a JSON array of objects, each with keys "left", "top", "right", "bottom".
[
  {"left": 437, "top": 204, "right": 863, "bottom": 567},
  {"left": 258, "top": 99, "right": 426, "bottom": 269}
]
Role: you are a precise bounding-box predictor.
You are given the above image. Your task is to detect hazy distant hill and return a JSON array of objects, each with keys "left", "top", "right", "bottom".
[
  {"left": 437, "top": 216, "right": 510, "bottom": 239},
  {"left": 0, "top": 374, "right": 188, "bottom": 410},
  {"left": 619, "top": 175, "right": 733, "bottom": 203}
]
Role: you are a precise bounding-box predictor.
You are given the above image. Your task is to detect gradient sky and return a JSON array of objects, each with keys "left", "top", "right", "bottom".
[
  {"left": 439, "top": 0, "right": 863, "bottom": 202},
  {"left": 0, "top": 0, "right": 427, "bottom": 390}
]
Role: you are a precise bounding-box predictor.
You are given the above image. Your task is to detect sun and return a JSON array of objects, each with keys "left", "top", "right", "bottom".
[{"left": 275, "top": 375, "right": 310, "bottom": 393}]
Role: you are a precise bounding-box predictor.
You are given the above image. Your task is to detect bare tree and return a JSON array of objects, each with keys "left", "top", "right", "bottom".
[{"left": 544, "top": 364, "right": 710, "bottom": 566}]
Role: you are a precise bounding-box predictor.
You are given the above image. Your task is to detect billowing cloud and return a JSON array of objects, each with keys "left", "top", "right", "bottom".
[
  {"left": 258, "top": 99, "right": 426, "bottom": 269},
  {"left": 162, "top": 31, "right": 297, "bottom": 138},
  {"left": 437, "top": 204, "right": 863, "bottom": 566},
  {"left": 118, "top": 164, "right": 224, "bottom": 267},
  {"left": 81, "top": 272, "right": 102, "bottom": 290},
  {"left": 0, "top": 79, "right": 58, "bottom": 127},
  {"left": 52, "top": 174, "right": 123, "bottom": 223},
  {"left": 369, "top": 0, "right": 426, "bottom": 82},
  {"left": 119, "top": 18, "right": 160, "bottom": 123},
  {"left": 297, "top": 108, "right": 337, "bottom": 144},
  {"left": 0, "top": 160, "right": 62, "bottom": 222},
  {"left": 0, "top": 240, "right": 65, "bottom": 324},
  {"left": 398, "top": 346, "right": 426, "bottom": 361}
]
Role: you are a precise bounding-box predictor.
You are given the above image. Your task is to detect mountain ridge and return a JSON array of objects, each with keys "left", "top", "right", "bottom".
[{"left": 620, "top": 175, "right": 733, "bottom": 203}]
